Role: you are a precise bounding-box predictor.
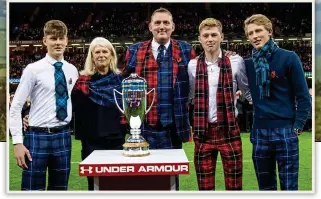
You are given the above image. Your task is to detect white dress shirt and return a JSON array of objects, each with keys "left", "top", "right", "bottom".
[
  {"left": 9, "top": 54, "right": 79, "bottom": 144},
  {"left": 188, "top": 50, "right": 251, "bottom": 123},
  {"left": 151, "top": 38, "right": 170, "bottom": 60}
]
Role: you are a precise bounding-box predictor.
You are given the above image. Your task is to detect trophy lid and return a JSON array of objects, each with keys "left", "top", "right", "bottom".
[
  {"left": 122, "top": 73, "right": 147, "bottom": 91},
  {"left": 126, "top": 73, "right": 145, "bottom": 81},
  {"left": 130, "top": 73, "right": 138, "bottom": 78}
]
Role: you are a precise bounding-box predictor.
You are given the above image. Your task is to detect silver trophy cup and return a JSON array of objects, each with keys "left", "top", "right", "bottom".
[{"left": 113, "top": 73, "right": 155, "bottom": 157}]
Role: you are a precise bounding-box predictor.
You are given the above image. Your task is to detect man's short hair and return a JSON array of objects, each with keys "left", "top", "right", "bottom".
[
  {"left": 243, "top": 14, "right": 273, "bottom": 36},
  {"left": 43, "top": 20, "right": 68, "bottom": 37},
  {"left": 199, "top": 18, "right": 223, "bottom": 33},
  {"left": 150, "top": 7, "right": 173, "bottom": 22}
]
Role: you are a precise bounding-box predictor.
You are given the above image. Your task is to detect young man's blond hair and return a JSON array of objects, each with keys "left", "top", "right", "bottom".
[
  {"left": 198, "top": 18, "right": 223, "bottom": 33},
  {"left": 43, "top": 20, "right": 68, "bottom": 37},
  {"left": 243, "top": 14, "right": 273, "bottom": 36}
]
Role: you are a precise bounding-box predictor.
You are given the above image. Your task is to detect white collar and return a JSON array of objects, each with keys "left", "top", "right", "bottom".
[
  {"left": 152, "top": 38, "right": 170, "bottom": 51},
  {"left": 205, "top": 49, "right": 222, "bottom": 65},
  {"left": 45, "top": 53, "right": 65, "bottom": 66}
]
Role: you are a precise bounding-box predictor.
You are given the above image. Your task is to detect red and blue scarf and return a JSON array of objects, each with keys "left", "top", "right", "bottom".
[{"left": 194, "top": 52, "right": 238, "bottom": 137}]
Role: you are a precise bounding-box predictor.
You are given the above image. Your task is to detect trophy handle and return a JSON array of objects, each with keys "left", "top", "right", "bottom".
[
  {"left": 145, "top": 88, "right": 156, "bottom": 114},
  {"left": 113, "top": 89, "right": 124, "bottom": 114}
]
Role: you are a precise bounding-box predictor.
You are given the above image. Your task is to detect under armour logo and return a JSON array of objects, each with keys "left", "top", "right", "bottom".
[{"left": 80, "top": 166, "right": 93, "bottom": 174}]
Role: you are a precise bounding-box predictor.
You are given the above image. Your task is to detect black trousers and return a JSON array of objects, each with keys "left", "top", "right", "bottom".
[{"left": 81, "top": 137, "right": 124, "bottom": 190}]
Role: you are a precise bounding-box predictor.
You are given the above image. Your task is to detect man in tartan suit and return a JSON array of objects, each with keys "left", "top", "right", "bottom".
[
  {"left": 243, "top": 14, "right": 311, "bottom": 190},
  {"left": 9, "top": 20, "right": 78, "bottom": 190},
  {"left": 189, "top": 18, "right": 251, "bottom": 190},
  {"left": 124, "top": 7, "right": 196, "bottom": 190}
]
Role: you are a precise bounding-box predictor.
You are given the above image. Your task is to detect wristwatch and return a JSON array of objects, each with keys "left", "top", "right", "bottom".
[{"left": 294, "top": 128, "right": 302, "bottom": 135}]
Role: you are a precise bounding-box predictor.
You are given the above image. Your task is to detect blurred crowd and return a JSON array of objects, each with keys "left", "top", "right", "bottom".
[
  {"left": 228, "top": 40, "right": 312, "bottom": 71},
  {"left": 9, "top": 2, "right": 312, "bottom": 78},
  {"left": 9, "top": 3, "right": 311, "bottom": 41},
  {"left": 9, "top": 39, "right": 312, "bottom": 79}
]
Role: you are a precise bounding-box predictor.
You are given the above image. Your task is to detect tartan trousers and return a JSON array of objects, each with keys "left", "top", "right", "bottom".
[
  {"left": 142, "top": 123, "right": 181, "bottom": 190},
  {"left": 21, "top": 129, "right": 71, "bottom": 190},
  {"left": 251, "top": 128, "right": 299, "bottom": 190},
  {"left": 194, "top": 123, "right": 243, "bottom": 190},
  {"left": 142, "top": 123, "right": 182, "bottom": 150}
]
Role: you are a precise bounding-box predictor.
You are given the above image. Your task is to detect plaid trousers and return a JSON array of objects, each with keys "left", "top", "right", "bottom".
[
  {"left": 251, "top": 128, "right": 299, "bottom": 190},
  {"left": 21, "top": 129, "right": 71, "bottom": 190},
  {"left": 194, "top": 123, "right": 242, "bottom": 190},
  {"left": 142, "top": 123, "right": 181, "bottom": 190},
  {"left": 142, "top": 123, "right": 182, "bottom": 150}
]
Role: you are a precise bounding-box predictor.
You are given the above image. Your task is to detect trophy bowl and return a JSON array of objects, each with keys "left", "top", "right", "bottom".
[{"left": 114, "top": 73, "right": 155, "bottom": 157}]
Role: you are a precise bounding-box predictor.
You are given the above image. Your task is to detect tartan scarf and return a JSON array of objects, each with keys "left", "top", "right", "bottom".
[
  {"left": 252, "top": 38, "right": 279, "bottom": 99},
  {"left": 194, "top": 52, "right": 237, "bottom": 137},
  {"left": 73, "top": 73, "right": 123, "bottom": 108}
]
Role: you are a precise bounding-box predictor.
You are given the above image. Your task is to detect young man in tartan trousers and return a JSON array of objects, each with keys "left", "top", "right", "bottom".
[
  {"left": 244, "top": 14, "right": 311, "bottom": 191},
  {"left": 188, "top": 18, "right": 251, "bottom": 190},
  {"left": 124, "top": 8, "right": 196, "bottom": 190},
  {"left": 9, "top": 20, "right": 78, "bottom": 190}
]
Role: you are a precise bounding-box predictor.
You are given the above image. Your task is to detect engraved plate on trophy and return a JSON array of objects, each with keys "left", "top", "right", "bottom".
[{"left": 114, "top": 73, "right": 155, "bottom": 157}]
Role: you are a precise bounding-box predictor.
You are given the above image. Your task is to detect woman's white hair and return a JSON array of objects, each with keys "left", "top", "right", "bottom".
[{"left": 80, "top": 37, "right": 120, "bottom": 76}]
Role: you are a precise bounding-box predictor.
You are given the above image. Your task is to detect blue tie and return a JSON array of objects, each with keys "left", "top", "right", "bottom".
[
  {"left": 54, "top": 62, "right": 68, "bottom": 121},
  {"left": 156, "top": 45, "right": 166, "bottom": 63}
]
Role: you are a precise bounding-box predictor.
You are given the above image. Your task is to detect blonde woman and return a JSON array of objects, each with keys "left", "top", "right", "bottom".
[{"left": 72, "top": 37, "right": 126, "bottom": 190}]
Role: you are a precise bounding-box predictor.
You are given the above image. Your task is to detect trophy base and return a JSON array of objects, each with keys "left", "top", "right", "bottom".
[
  {"left": 122, "top": 151, "right": 150, "bottom": 157},
  {"left": 122, "top": 142, "right": 150, "bottom": 157}
]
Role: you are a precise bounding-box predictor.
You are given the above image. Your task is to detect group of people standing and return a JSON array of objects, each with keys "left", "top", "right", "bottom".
[{"left": 9, "top": 7, "right": 311, "bottom": 191}]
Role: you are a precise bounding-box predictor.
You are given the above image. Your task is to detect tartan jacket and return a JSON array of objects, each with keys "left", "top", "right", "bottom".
[{"left": 125, "top": 39, "right": 196, "bottom": 142}]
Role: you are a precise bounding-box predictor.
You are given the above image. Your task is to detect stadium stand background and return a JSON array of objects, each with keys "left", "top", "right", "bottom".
[{"left": 8, "top": 2, "right": 312, "bottom": 131}]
